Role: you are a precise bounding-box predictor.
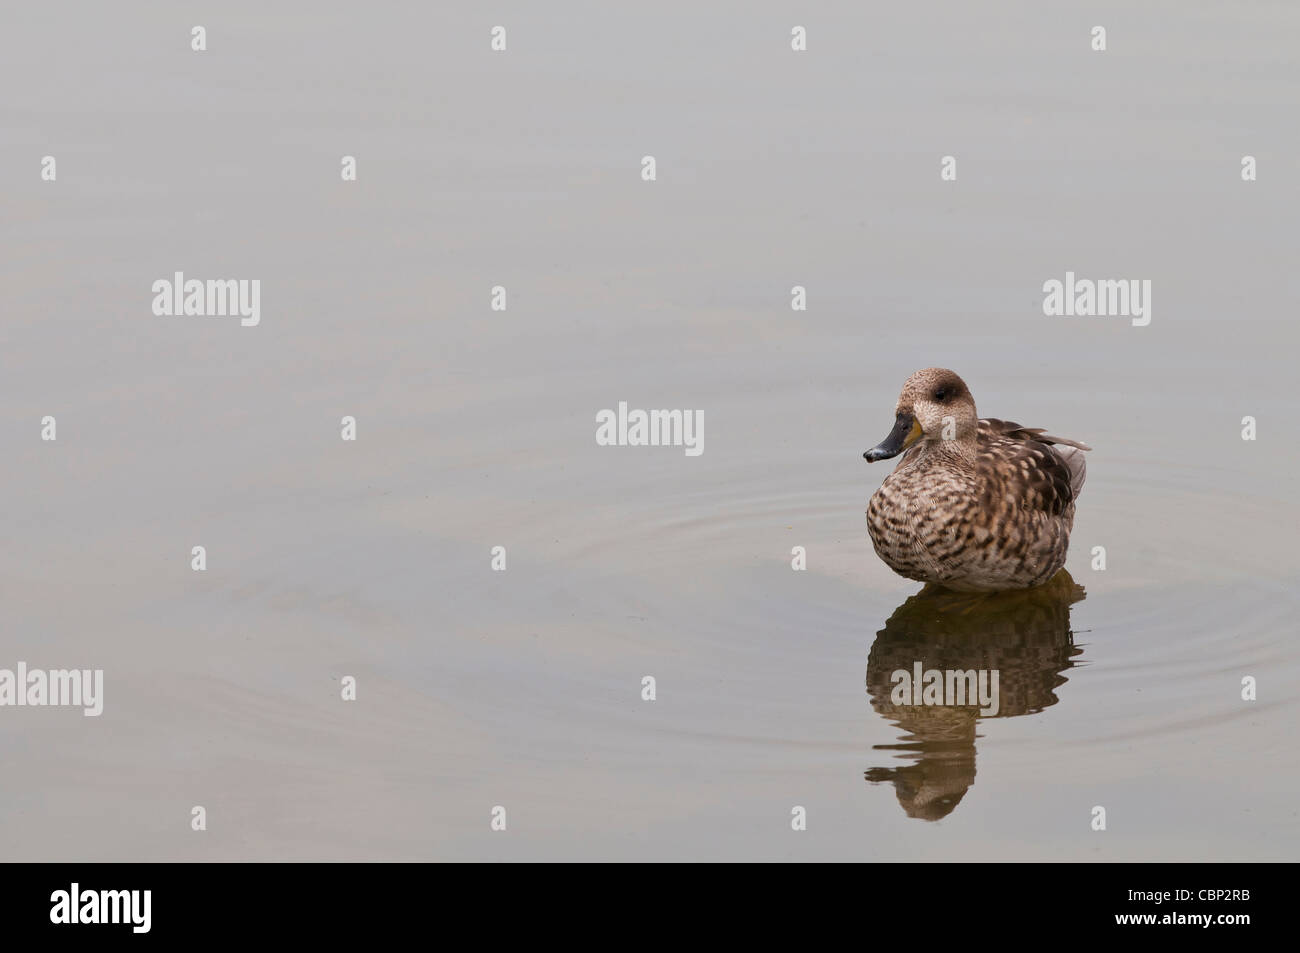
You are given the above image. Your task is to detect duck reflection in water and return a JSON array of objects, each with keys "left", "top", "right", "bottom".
[{"left": 864, "top": 570, "right": 1086, "bottom": 821}]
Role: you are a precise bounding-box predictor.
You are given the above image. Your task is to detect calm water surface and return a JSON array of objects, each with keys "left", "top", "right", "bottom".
[{"left": 1, "top": 2, "right": 1297, "bottom": 860}]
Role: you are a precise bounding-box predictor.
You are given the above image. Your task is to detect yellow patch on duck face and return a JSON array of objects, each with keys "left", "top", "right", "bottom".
[{"left": 865, "top": 413, "right": 927, "bottom": 462}]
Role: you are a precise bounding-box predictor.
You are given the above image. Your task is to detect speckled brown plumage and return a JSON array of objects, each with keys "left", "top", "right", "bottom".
[{"left": 864, "top": 369, "right": 1090, "bottom": 592}]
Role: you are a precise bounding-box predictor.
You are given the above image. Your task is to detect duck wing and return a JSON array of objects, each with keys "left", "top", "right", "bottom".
[
  {"left": 979, "top": 418, "right": 1092, "bottom": 452},
  {"left": 977, "top": 418, "right": 1089, "bottom": 511}
]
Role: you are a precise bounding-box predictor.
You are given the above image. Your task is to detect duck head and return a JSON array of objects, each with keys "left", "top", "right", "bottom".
[{"left": 864, "top": 368, "right": 978, "bottom": 462}]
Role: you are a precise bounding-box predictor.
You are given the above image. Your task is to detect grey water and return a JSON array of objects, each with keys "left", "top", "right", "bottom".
[{"left": 1, "top": 1, "right": 1297, "bottom": 860}]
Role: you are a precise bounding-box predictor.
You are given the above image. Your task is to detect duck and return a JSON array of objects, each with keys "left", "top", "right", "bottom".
[{"left": 863, "top": 368, "right": 1090, "bottom": 592}]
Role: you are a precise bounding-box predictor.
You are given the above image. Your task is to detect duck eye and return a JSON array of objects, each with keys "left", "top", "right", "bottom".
[{"left": 934, "top": 389, "right": 947, "bottom": 401}]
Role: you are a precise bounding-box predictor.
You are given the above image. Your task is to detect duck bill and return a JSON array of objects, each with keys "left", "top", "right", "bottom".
[{"left": 864, "top": 414, "right": 923, "bottom": 462}]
